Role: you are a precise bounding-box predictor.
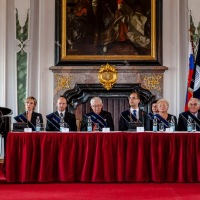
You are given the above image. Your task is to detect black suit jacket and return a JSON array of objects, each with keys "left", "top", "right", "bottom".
[
  {"left": 119, "top": 109, "right": 150, "bottom": 131},
  {"left": 178, "top": 111, "right": 200, "bottom": 131},
  {"left": 22, "top": 111, "right": 43, "bottom": 128},
  {"left": 80, "top": 110, "right": 114, "bottom": 131},
  {"left": 46, "top": 111, "right": 77, "bottom": 131}
]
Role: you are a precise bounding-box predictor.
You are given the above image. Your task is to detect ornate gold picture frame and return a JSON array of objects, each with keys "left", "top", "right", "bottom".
[{"left": 55, "top": 0, "right": 162, "bottom": 65}]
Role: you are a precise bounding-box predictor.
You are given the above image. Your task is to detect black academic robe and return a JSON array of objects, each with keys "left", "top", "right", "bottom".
[
  {"left": 156, "top": 113, "right": 178, "bottom": 131},
  {"left": 46, "top": 111, "right": 77, "bottom": 131},
  {"left": 22, "top": 111, "right": 43, "bottom": 128},
  {"left": 119, "top": 109, "right": 150, "bottom": 131},
  {"left": 80, "top": 110, "right": 114, "bottom": 131},
  {"left": 178, "top": 111, "right": 200, "bottom": 131}
]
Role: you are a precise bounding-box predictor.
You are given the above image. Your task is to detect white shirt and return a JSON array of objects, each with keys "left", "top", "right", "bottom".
[
  {"left": 193, "top": 112, "right": 198, "bottom": 118},
  {"left": 130, "top": 108, "right": 139, "bottom": 119},
  {"left": 58, "top": 111, "right": 65, "bottom": 117}
]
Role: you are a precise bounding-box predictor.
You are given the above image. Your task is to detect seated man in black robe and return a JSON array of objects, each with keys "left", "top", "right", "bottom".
[
  {"left": 80, "top": 97, "right": 114, "bottom": 131},
  {"left": 119, "top": 92, "right": 150, "bottom": 131},
  {"left": 46, "top": 96, "right": 77, "bottom": 131},
  {"left": 178, "top": 97, "right": 200, "bottom": 131}
]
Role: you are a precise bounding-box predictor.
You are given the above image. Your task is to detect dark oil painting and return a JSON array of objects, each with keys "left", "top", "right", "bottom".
[{"left": 55, "top": 0, "right": 162, "bottom": 65}]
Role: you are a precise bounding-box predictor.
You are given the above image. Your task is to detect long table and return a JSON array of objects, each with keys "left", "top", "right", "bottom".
[{"left": 5, "top": 131, "right": 200, "bottom": 183}]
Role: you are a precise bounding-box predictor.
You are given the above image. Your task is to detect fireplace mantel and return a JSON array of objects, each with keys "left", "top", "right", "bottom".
[
  {"left": 50, "top": 65, "right": 168, "bottom": 110},
  {"left": 50, "top": 66, "right": 168, "bottom": 73},
  {"left": 49, "top": 65, "right": 168, "bottom": 130}
]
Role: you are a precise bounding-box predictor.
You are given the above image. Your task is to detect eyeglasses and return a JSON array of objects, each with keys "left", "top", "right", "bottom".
[
  {"left": 91, "top": 105, "right": 102, "bottom": 108},
  {"left": 129, "top": 97, "right": 139, "bottom": 100},
  {"left": 189, "top": 103, "right": 199, "bottom": 107}
]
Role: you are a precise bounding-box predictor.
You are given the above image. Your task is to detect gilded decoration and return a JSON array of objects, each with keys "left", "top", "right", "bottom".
[
  {"left": 142, "top": 75, "right": 162, "bottom": 92},
  {"left": 98, "top": 64, "right": 118, "bottom": 90},
  {"left": 54, "top": 74, "right": 72, "bottom": 94}
]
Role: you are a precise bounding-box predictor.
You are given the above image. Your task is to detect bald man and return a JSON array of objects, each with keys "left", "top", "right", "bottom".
[{"left": 46, "top": 97, "right": 77, "bottom": 131}]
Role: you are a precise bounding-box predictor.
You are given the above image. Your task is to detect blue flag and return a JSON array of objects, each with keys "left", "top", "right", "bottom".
[{"left": 192, "top": 39, "right": 200, "bottom": 98}]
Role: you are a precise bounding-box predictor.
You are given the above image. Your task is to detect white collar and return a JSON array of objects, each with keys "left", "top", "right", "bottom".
[
  {"left": 193, "top": 112, "right": 198, "bottom": 118},
  {"left": 130, "top": 108, "right": 139, "bottom": 119},
  {"left": 58, "top": 111, "right": 65, "bottom": 116},
  {"left": 130, "top": 108, "right": 139, "bottom": 113}
]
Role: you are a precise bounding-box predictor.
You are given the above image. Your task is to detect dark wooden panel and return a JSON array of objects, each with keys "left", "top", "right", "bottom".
[{"left": 63, "top": 84, "right": 153, "bottom": 131}]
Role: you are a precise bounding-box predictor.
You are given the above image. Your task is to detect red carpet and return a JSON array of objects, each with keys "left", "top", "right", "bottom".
[
  {"left": 1, "top": 183, "right": 200, "bottom": 200},
  {"left": 1, "top": 164, "right": 200, "bottom": 200}
]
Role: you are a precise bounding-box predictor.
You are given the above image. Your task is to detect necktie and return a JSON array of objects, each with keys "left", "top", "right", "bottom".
[
  {"left": 60, "top": 113, "right": 63, "bottom": 118},
  {"left": 133, "top": 110, "right": 137, "bottom": 118}
]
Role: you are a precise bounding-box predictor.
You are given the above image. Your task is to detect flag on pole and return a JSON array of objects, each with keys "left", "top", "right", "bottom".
[
  {"left": 185, "top": 12, "right": 200, "bottom": 110},
  {"left": 192, "top": 39, "right": 200, "bottom": 99},
  {"left": 184, "top": 42, "right": 195, "bottom": 111}
]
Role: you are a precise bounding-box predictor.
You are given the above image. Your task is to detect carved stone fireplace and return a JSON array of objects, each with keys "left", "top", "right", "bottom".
[{"left": 50, "top": 65, "right": 167, "bottom": 130}]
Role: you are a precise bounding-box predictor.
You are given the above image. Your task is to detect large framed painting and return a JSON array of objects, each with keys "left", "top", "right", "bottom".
[{"left": 55, "top": 0, "right": 162, "bottom": 65}]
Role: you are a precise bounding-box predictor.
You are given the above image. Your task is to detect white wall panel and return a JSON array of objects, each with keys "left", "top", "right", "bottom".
[
  {"left": 0, "top": 0, "right": 6, "bottom": 106},
  {"left": 37, "top": 0, "right": 54, "bottom": 120},
  {"left": 163, "top": 0, "right": 188, "bottom": 116}
]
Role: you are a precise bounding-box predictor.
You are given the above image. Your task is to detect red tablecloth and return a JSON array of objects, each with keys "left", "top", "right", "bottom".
[{"left": 5, "top": 132, "right": 200, "bottom": 182}]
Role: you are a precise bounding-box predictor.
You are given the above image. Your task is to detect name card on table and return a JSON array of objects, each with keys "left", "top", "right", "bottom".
[
  {"left": 165, "top": 128, "right": 174, "bottom": 132},
  {"left": 24, "top": 128, "right": 32, "bottom": 132},
  {"left": 102, "top": 127, "right": 110, "bottom": 132},
  {"left": 60, "top": 128, "right": 69, "bottom": 132},
  {"left": 136, "top": 127, "right": 144, "bottom": 132}
]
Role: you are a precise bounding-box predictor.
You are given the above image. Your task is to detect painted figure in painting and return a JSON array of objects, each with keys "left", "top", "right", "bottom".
[
  {"left": 66, "top": 0, "right": 151, "bottom": 55},
  {"left": 67, "top": 0, "right": 95, "bottom": 51}
]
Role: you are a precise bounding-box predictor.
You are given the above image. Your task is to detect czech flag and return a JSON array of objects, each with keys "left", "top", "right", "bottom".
[{"left": 184, "top": 42, "right": 195, "bottom": 111}]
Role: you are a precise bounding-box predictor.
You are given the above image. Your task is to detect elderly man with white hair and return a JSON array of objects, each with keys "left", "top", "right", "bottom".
[
  {"left": 80, "top": 97, "right": 114, "bottom": 131},
  {"left": 178, "top": 97, "right": 200, "bottom": 131}
]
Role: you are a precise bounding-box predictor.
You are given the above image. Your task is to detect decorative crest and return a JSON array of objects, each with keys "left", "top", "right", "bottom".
[{"left": 98, "top": 63, "right": 118, "bottom": 90}]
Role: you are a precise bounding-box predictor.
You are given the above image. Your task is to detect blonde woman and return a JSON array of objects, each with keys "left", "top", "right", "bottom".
[
  {"left": 15, "top": 96, "right": 43, "bottom": 129},
  {"left": 156, "top": 99, "right": 177, "bottom": 131}
]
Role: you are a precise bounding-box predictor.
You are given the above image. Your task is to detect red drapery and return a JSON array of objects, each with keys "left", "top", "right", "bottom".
[{"left": 6, "top": 132, "right": 200, "bottom": 183}]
